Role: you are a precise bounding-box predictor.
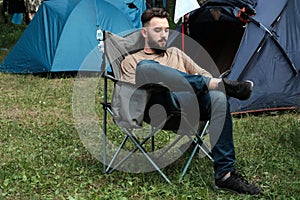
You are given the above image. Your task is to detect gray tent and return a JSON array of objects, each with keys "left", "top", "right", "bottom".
[{"left": 182, "top": 0, "right": 300, "bottom": 113}]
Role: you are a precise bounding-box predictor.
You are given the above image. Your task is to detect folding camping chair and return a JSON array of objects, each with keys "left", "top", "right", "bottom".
[{"left": 98, "top": 29, "right": 213, "bottom": 183}]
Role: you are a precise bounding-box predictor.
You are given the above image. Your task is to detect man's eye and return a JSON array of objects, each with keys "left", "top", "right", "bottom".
[
  {"left": 154, "top": 28, "right": 162, "bottom": 32},
  {"left": 154, "top": 28, "right": 169, "bottom": 33}
]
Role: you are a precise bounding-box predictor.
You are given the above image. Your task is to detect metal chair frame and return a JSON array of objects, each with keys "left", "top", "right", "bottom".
[{"left": 99, "top": 30, "right": 214, "bottom": 184}]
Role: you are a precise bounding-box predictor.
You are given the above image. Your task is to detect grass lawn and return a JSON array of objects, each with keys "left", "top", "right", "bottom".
[{"left": 0, "top": 6, "right": 299, "bottom": 200}]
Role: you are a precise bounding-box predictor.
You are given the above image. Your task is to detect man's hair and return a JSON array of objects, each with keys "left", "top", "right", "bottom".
[{"left": 141, "top": 7, "right": 169, "bottom": 27}]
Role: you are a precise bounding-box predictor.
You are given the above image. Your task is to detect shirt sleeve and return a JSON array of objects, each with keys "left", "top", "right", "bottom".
[
  {"left": 120, "top": 55, "right": 137, "bottom": 84},
  {"left": 178, "top": 48, "right": 213, "bottom": 78}
]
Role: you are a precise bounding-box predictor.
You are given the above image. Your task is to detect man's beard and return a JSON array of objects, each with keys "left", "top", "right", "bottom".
[{"left": 147, "top": 34, "right": 167, "bottom": 54}]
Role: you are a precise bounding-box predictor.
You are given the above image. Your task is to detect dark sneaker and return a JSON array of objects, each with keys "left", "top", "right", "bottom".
[
  {"left": 222, "top": 78, "right": 253, "bottom": 100},
  {"left": 215, "top": 170, "right": 263, "bottom": 195}
]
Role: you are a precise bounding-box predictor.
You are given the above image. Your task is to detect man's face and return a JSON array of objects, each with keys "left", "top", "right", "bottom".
[{"left": 144, "top": 17, "right": 170, "bottom": 53}]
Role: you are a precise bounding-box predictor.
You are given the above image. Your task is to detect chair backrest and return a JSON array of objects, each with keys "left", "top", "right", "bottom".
[
  {"left": 103, "top": 30, "right": 148, "bottom": 128},
  {"left": 103, "top": 30, "right": 144, "bottom": 80},
  {"left": 103, "top": 30, "right": 182, "bottom": 130}
]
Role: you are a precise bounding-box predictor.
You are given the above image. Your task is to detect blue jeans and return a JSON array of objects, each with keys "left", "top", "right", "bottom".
[{"left": 136, "top": 60, "right": 235, "bottom": 179}]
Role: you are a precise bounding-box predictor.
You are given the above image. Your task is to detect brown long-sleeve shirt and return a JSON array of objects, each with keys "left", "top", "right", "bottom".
[{"left": 120, "top": 47, "right": 213, "bottom": 84}]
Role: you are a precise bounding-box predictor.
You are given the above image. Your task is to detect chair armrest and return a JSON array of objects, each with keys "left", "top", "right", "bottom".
[{"left": 111, "top": 81, "right": 149, "bottom": 128}]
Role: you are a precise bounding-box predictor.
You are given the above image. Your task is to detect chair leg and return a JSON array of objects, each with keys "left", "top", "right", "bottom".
[
  {"left": 195, "top": 133, "right": 213, "bottom": 161},
  {"left": 126, "top": 131, "right": 171, "bottom": 184},
  {"left": 102, "top": 75, "right": 108, "bottom": 173},
  {"left": 198, "top": 142, "right": 213, "bottom": 161},
  {"left": 151, "top": 135, "right": 155, "bottom": 152},
  {"left": 179, "top": 138, "right": 213, "bottom": 181},
  {"left": 106, "top": 136, "right": 140, "bottom": 174},
  {"left": 102, "top": 107, "right": 107, "bottom": 173},
  {"left": 107, "top": 127, "right": 157, "bottom": 173},
  {"left": 179, "top": 120, "right": 213, "bottom": 181},
  {"left": 179, "top": 140, "right": 199, "bottom": 181},
  {"left": 105, "top": 135, "right": 129, "bottom": 173},
  {"left": 106, "top": 128, "right": 171, "bottom": 183}
]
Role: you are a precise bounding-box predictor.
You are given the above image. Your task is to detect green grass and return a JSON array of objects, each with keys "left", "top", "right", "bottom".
[{"left": 1, "top": 6, "right": 300, "bottom": 200}]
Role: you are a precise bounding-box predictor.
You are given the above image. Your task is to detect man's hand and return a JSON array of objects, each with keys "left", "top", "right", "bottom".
[{"left": 208, "top": 78, "right": 222, "bottom": 90}]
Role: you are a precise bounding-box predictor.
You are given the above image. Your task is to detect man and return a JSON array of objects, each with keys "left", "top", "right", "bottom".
[{"left": 120, "top": 7, "right": 262, "bottom": 195}]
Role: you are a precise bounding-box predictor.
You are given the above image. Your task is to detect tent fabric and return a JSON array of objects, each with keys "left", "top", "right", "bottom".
[
  {"left": 0, "top": 0, "right": 145, "bottom": 73},
  {"left": 183, "top": 0, "right": 300, "bottom": 113},
  {"left": 105, "top": 0, "right": 146, "bottom": 29}
]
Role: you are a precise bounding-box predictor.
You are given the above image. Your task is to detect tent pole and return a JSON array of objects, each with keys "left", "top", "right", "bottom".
[{"left": 248, "top": 16, "right": 298, "bottom": 75}]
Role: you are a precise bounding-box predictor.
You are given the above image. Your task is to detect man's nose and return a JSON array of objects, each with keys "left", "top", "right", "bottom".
[{"left": 161, "top": 30, "right": 168, "bottom": 37}]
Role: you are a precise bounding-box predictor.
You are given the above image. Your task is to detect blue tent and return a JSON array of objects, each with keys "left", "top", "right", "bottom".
[
  {"left": 178, "top": 0, "right": 300, "bottom": 113},
  {"left": 0, "top": 0, "right": 146, "bottom": 73}
]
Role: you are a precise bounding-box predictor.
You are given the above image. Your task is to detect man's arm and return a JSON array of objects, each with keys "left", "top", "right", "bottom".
[
  {"left": 171, "top": 47, "right": 213, "bottom": 78},
  {"left": 181, "top": 50, "right": 213, "bottom": 78},
  {"left": 120, "top": 56, "right": 138, "bottom": 84}
]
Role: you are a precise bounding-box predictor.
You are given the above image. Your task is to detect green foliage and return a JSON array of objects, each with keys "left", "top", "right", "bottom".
[
  {"left": 0, "top": 11, "right": 26, "bottom": 61},
  {"left": 0, "top": 4, "right": 299, "bottom": 199}
]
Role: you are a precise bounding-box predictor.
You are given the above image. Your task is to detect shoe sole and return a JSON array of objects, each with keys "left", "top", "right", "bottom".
[
  {"left": 243, "top": 80, "right": 254, "bottom": 100},
  {"left": 214, "top": 185, "right": 263, "bottom": 195},
  {"left": 245, "top": 80, "right": 254, "bottom": 91},
  {"left": 223, "top": 79, "right": 254, "bottom": 100},
  {"left": 214, "top": 185, "right": 242, "bottom": 194}
]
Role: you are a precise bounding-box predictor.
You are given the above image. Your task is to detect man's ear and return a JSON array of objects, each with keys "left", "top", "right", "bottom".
[{"left": 141, "top": 27, "right": 147, "bottom": 38}]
